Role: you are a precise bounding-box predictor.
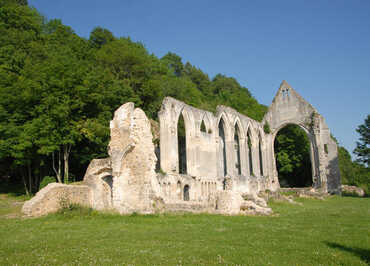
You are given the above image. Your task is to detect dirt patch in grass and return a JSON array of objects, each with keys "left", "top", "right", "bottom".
[{"left": 0, "top": 193, "right": 26, "bottom": 219}]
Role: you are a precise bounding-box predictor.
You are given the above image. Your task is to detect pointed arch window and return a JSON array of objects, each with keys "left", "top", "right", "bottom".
[
  {"left": 177, "top": 181, "right": 182, "bottom": 200},
  {"left": 178, "top": 113, "right": 187, "bottom": 174},
  {"left": 234, "top": 124, "right": 241, "bottom": 175},
  {"left": 200, "top": 119, "right": 206, "bottom": 132},
  {"left": 183, "top": 185, "right": 190, "bottom": 201},
  {"left": 219, "top": 118, "right": 227, "bottom": 176},
  {"left": 259, "top": 134, "right": 264, "bottom": 176},
  {"left": 247, "top": 129, "right": 253, "bottom": 176}
]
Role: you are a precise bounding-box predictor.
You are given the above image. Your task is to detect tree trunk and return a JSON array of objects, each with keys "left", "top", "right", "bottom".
[
  {"left": 63, "top": 144, "right": 71, "bottom": 184},
  {"left": 36, "top": 164, "right": 42, "bottom": 191},
  {"left": 27, "top": 162, "right": 32, "bottom": 194},
  {"left": 21, "top": 168, "right": 29, "bottom": 197},
  {"left": 52, "top": 150, "right": 62, "bottom": 183}
]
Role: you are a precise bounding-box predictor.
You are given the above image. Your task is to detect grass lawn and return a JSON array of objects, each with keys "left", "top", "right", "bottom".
[{"left": 0, "top": 192, "right": 369, "bottom": 265}]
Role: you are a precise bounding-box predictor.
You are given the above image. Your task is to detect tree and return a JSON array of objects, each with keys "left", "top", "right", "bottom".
[
  {"left": 338, "top": 146, "right": 370, "bottom": 195},
  {"left": 161, "top": 52, "right": 183, "bottom": 77},
  {"left": 353, "top": 114, "right": 370, "bottom": 166},
  {"left": 0, "top": 1, "right": 45, "bottom": 194},
  {"left": 0, "top": 0, "right": 28, "bottom": 6},
  {"left": 0, "top": 1, "right": 270, "bottom": 194},
  {"left": 89, "top": 27, "right": 115, "bottom": 49}
]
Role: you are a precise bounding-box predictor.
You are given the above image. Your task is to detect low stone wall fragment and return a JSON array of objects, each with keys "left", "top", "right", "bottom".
[{"left": 22, "top": 183, "right": 92, "bottom": 217}]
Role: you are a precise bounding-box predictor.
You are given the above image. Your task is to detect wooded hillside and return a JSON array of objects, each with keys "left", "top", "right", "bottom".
[{"left": 0, "top": 0, "right": 267, "bottom": 193}]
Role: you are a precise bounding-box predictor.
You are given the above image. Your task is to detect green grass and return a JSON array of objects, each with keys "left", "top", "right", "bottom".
[{"left": 0, "top": 193, "right": 369, "bottom": 265}]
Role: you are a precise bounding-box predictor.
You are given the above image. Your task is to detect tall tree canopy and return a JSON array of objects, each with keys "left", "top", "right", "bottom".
[
  {"left": 353, "top": 114, "right": 370, "bottom": 167},
  {"left": 0, "top": 2, "right": 269, "bottom": 194}
]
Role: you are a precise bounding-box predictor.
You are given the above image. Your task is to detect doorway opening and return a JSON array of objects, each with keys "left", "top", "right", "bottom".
[
  {"left": 183, "top": 185, "right": 190, "bottom": 201},
  {"left": 274, "top": 124, "right": 312, "bottom": 187}
]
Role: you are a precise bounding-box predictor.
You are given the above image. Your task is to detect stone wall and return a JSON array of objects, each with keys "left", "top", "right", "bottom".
[
  {"left": 158, "top": 80, "right": 341, "bottom": 195},
  {"left": 263, "top": 81, "right": 341, "bottom": 193},
  {"left": 22, "top": 183, "right": 92, "bottom": 217},
  {"left": 158, "top": 97, "right": 269, "bottom": 195},
  {"left": 107, "top": 102, "right": 163, "bottom": 214}
]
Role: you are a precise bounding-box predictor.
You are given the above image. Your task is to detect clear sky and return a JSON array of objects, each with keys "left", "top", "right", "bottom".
[{"left": 29, "top": 0, "right": 370, "bottom": 157}]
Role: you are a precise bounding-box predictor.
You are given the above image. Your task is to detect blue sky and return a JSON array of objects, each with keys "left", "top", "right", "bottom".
[{"left": 29, "top": 0, "right": 370, "bottom": 157}]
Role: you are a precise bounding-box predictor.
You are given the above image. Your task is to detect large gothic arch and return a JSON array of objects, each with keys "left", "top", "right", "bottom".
[
  {"left": 263, "top": 81, "right": 340, "bottom": 193},
  {"left": 271, "top": 122, "right": 317, "bottom": 188}
]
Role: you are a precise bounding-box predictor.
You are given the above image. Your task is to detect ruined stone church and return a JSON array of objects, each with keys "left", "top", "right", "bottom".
[{"left": 23, "top": 81, "right": 341, "bottom": 216}]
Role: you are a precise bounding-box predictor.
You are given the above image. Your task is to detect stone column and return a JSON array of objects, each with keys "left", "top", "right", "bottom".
[
  {"left": 239, "top": 138, "right": 247, "bottom": 176},
  {"left": 159, "top": 110, "right": 176, "bottom": 174}
]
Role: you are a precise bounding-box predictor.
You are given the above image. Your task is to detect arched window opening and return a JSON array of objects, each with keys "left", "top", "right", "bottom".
[
  {"left": 247, "top": 129, "right": 253, "bottom": 176},
  {"left": 178, "top": 113, "right": 187, "bottom": 174},
  {"left": 274, "top": 124, "right": 313, "bottom": 187},
  {"left": 259, "top": 134, "right": 264, "bottom": 176},
  {"left": 177, "top": 181, "right": 182, "bottom": 200},
  {"left": 282, "top": 89, "right": 290, "bottom": 99},
  {"left": 234, "top": 124, "right": 241, "bottom": 175},
  {"left": 183, "top": 185, "right": 190, "bottom": 201},
  {"left": 200, "top": 120, "right": 206, "bottom": 132},
  {"left": 218, "top": 119, "right": 227, "bottom": 176},
  {"left": 102, "top": 175, "right": 113, "bottom": 206}
]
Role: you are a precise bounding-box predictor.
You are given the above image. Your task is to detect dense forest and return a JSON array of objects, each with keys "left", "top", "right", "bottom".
[{"left": 0, "top": 0, "right": 368, "bottom": 195}]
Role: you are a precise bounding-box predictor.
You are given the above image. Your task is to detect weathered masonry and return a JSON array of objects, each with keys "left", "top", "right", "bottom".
[
  {"left": 158, "top": 80, "right": 340, "bottom": 198},
  {"left": 23, "top": 80, "right": 340, "bottom": 217}
]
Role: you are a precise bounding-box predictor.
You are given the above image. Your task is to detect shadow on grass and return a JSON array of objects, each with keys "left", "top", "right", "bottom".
[
  {"left": 325, "top": 241, "right": 370, "bottom": 264},
  {"left": 341, "top": 192, "right": 369, "bottom": 198}
]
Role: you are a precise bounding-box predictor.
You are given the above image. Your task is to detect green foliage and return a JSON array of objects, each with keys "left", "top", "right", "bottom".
[
  {"left": 1, "top": 0, "right": 28, "bottom": 5},
  {"left": 158, "top": 168, "right": 166, "bottom": 176},
  {"left": 353, "top": 114, "right": 370, "bottom": 167},
  {"left": 0, "top": 3, "right": 268, "bottom": 193},
  {"left": 263, "top": 122, "right": 271, "bottom": 134},
  {"left": 161, "top": 52, "right": 183, "bottom": 77},
  {"left": 338, "top": 146, "right": 370, "bottom": 195},
  {"left": 39, "top": 176, "right": 56, "bottom": 189},
  {"left": 57, "top": 203, "right": 95, "bottom": 216},
  {"left": 274, "top": 125, "right": 312, "bottom": 187},
  {"left": 89, "top": 27, "right": 115, "bottom": 49}
]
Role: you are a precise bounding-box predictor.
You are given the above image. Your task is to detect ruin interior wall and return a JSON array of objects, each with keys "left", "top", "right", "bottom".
[{"left": 158, "top": 80, "right": 341, "bottom": 198}]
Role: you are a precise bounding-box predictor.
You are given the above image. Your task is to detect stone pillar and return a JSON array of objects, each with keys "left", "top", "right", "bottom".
[
  {"left": 252, "top": 141, "right": 260, "bottom": 177},
  {"left": 239, "top": 138, "right": 248, "bottom": 176},
  {"left": 225, "top": 139, "right": 235, "bottom": 178},
  {"left": 159, "top": 108, "right": 174, "bottom": 174},
  {"left": 109, "top": 103, "right": 162, "bottom": 214}
]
